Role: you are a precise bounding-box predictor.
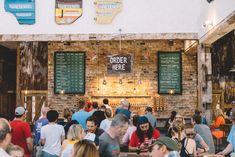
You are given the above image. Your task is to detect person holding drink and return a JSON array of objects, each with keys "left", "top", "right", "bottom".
[{"left": 129, "top": 116, "right": 160, "bottom": 153}]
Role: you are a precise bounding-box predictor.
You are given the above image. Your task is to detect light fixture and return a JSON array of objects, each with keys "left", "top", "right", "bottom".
[
  {"left": 169, "top": 89, "right": 175, "bottom": 95},
  {"left": 25, "top": 90, "right": 28, "bottom": 95},
  {"left": 133, "top": 88, "right": 136, "bottom": 94},
  {"left": 97, "top": 88, "right": 100, "bottom": 94},
  {"left": 60, "top": 89, "right": 65, "bottom": 94},
  {"left": 119, "top": 78, "right": 123, "bottom": 84},
  {"left": 103, "top": 79, "right": 107, "bottom": 85},
  {"left": 202, "top": 20, "right": 213, "bottom": 28}
]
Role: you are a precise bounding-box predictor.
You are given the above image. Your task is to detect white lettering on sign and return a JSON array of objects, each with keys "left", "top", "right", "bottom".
[
  {"left": 9, "top": 4, "right": 32, "bottom": 9},
  {"left": 109, "top": 56, "right": 128, "bottom": 64},
  {"left": 112, "top": 64, "right": 125, "bottom": 70}
]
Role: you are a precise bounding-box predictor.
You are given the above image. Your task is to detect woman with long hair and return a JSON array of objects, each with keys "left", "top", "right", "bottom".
[
  {"left": 71, "top": 140, "right": 99, "bottom": 157},
  {"left": 61, "top": 124, "right": 85, "bottom": 157},
  {"left": 211, "top": 108, "right": 226, "bottom": 139},
  {"left": 171, "top": 121, "right": 196, "bottom": 157}
]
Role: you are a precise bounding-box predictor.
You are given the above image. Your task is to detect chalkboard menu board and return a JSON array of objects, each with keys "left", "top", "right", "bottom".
[
  {"left": 158, "top": 51, "right": 182, "bottom": 94},
  {"left": 54, "top": 52, "right": 85, "bottom": 94}
]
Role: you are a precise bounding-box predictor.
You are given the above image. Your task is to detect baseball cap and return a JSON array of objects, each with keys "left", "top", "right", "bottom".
[
  {"left": 15, "top": 106, "right": 27, "bottom": 116},
  {"left": 149, "top": 137, "right": 179, "bottom": 151},
  {"left": 230, "top": 108, "right": 235, "bottom": 120}
]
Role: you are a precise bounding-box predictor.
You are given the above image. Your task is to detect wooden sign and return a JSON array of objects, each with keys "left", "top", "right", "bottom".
[
  {"left": 158, "top": 51, "right": 182, "bottom": 94},
  {"left": 107, "top": 54, "right": 132, "bottom": 74},
  {"left": 94, "top": 0, "right": 122, "bottom": 24},
  {"left": 55, "top": 0, "right": 83, "bottom": 25},
  {"left": 54, "top": 52, "right": 85, "bottom": 94}
]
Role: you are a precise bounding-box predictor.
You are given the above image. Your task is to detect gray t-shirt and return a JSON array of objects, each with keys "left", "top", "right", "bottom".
[
  {"left": 194, "top": 133, "right": 203, "bottom": 149},
  {"left": 194, "top": 124, "right": 215, "bottom": 154},
  {"left": 99, "top": 132, "right": 120, "bottom": 157}
]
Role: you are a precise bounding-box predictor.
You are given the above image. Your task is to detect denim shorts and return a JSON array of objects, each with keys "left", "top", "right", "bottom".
[{"left": 41, "top": 151, "right": 59, "bottom": 157}]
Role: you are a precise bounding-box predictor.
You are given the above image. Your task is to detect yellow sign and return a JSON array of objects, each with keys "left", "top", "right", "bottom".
[
  {"left": 55, "top": 0, "right": 83, "bottom": 25},
  {"left": 94, "top": 0, "right": 122, "bottom": 24}
]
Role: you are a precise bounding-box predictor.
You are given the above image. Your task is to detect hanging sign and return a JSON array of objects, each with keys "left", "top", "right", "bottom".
[
  {"left": 94, "top": 0, "right": 122, "bottom": 24},
  {"left": 107, "top": 54, "right": 132, "bottom": 74},
  {"left": 4, "top": 0, "right": 35, "bottom": 25},
  {"left": 55, "top": 0, "right": 83, "bottom": 25}
]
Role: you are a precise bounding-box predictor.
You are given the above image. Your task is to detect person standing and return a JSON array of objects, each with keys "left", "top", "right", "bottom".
[
  {"left": 99, "top": 114, "right": 129, "bottom": 157},
  {"left": 41, "top": 110, "right": 65, "bottom": 157},
  {"left": 33, "top": 107, "right": 50, "bottom": 146},
  {"left": 103, "top": 98, "right": 112, "bottom": 110},
  {"left": 72, "top": 100, "right": 91, "bottom": 129},
  {"left": 144, "top": 107, "right": 157, "bottom": 128},
  {"left": 0, "top": 118, "right": 12, "bottom": 157},
  {"left": 10, "top": 106, "right": 33, "bottom": 157}
]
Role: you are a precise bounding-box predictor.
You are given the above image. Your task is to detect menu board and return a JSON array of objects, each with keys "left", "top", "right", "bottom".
[
  {"left": 158, "top": 51, "right": 182, "bottom": 94},
  {"left": 54, "top": 52, "right": 85, "bottom": 94}
]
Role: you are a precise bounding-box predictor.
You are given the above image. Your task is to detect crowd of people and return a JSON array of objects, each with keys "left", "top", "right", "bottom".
[{"left": 0, "top": 98, "right": 235, "bottom": 157}]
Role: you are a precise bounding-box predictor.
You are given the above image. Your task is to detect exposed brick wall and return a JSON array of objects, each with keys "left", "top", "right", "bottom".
[{"left": 48, "top": 40, "right": 197, "bottom": 117}]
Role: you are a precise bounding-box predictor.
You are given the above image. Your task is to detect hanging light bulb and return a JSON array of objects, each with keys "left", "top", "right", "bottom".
[
  {"left": 133, "top": 88, "right": 136, "bottom": 94},
  {"left": 97, "top": 88, "right": 100, "bottom": 94},
  {"left": 103, "top": 79, "right": 107, "bottom": 85},
  {"left": 25, "top": 90, "right": 28, "bottom": 95},
  {"left": 119, "top": 79, "right": 123, "bottom": 84}
]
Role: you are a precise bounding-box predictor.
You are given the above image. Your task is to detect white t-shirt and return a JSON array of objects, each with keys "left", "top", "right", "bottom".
[
  {"left": 0, "top": 148, "right": 12, "bottom": 157},
  {"left": 100, "top": 119, "right": 112, "bottom": 132},
  {"left": 41, "top": 123, "right": 65, "bottom": 156}
]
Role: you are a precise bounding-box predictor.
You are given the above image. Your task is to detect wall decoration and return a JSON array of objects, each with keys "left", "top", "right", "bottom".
[
  {"left": 107, "top": 54, "right": 132, "bottom": 74},
  {"left": 94, "top": 0, "right": 122, "bottom": 24},
  {"left": 4, "top": 0, "right": 35, "bottom": 24},
  {"left": 55, "top": 0, "right": 83, "bottom": 25}
]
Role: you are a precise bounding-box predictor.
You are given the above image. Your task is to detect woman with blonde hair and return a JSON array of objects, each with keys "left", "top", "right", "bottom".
[
  {"left": 171, "top": 121, "right": 197, "bottom": 157},
  {"left": 7, "top": 144, "right": 25, "bottom": 157},
  {"left": 211, "top": 108, "right": 225, "bottom": 139},
  {"left": 61, "top": 124, "right": 85, "bottom": 157},
  {"left": 71, "top": 140, "right": 99, "bottom": 157}
]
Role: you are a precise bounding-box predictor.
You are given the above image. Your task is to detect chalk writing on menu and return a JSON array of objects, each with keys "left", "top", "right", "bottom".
[
  {"left": 107, "top": 54, "right": 132, "bottom": 74},
  {"left": 54, "top": 52, "right": 85, "bottom": 94},
  {"left": 158, "top": 52, "right": 182, "bottom": 94}
]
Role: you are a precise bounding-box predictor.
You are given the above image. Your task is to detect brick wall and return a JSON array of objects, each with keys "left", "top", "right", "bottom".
[{"left": 48, "top": 40, "right": 197, "bottom": 117}]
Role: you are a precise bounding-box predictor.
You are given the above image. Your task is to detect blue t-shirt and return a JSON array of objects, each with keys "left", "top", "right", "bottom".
[
  {"left": 227, "top": 125, "right": 235, "bottom": 152},
  {"left": 33, "top": 118, "right": 49, "bottom": 145},
  {"left": 72, "top": 110, "right": 91, "bottom": 129},
  {"left": 115, "top": 108, "right": 131, "bottom": 119}
]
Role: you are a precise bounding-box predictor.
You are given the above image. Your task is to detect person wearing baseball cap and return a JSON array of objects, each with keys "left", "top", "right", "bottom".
[
  {"left": 217, "top": 108, "right": 235, "bottom": 156},
  {"left": 149, "top": 137, "right": 180, "bottom": 157},
  {"left": 10, "top": 106, "right": 32, "bottom": 157}
]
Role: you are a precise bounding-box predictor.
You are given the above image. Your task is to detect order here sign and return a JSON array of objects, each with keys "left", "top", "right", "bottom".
[{"left": 107, "top": 54, "right": 132, "bottom": 74}]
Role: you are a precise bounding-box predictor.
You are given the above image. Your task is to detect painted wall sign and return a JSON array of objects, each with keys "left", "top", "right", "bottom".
[
  {"left": 4, "top": 0, "right": 35, "bottom": 25},
  {"left": 55, "top": 0, "right": 83, "bottom": 25},
  {"left": 107, "top": 54, "right": 132, "bottom": 74},
  {"left": 94, "top": 0, "right": 122, "bottom": 24}
]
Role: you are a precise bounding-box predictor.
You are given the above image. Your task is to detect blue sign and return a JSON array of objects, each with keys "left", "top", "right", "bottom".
[{"left": 4, "top": 0, "right": 35, "bottom": 25}]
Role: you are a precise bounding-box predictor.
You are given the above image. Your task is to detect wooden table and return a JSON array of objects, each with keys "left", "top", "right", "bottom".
[{"left": 119, "top": 152, "right": 149, "bottom": 157}]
